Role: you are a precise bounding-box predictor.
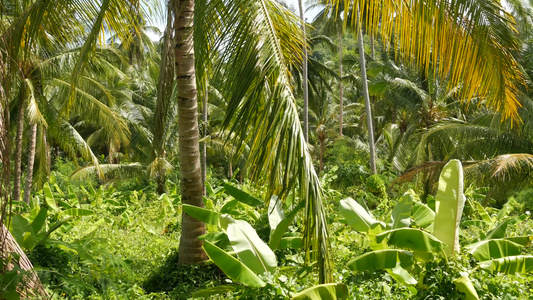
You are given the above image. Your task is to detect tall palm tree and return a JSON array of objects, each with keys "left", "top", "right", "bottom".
[
  {"left": 356, "top": 11, "right": 377, "bottom": 174},
  {"left": 298, "top": 0, "right": 309, "bottom": 141}
]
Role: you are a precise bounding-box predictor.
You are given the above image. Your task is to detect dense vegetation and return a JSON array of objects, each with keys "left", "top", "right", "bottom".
[{"left": 1, "top": 0, "right": 533, "bottom": 299}]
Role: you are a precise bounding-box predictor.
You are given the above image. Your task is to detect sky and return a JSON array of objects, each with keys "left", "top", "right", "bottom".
[{"left": 144, "top": 0, "right": 320, "bottom": 41}]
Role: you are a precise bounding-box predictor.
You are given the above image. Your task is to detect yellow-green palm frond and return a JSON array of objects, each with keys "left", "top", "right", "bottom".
[
  {"left": 329, "top": 0, "right": 525, "bottom": 121},
  {"left": 201, "top": 0, "right": 331, "bottom": 282}
]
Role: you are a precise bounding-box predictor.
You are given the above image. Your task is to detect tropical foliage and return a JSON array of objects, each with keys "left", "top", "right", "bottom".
[{"left": 2, "top": 0, "right": 533, "bottom": 299}]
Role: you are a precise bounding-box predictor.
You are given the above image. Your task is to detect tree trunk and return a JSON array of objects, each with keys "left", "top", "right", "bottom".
[
  {"left": 174, "top": 0, "right": 208, "bottom": 264},
  {"left": 298, "top": 0, "right": 309, "bottom": 142},
  {"left": 23, "top": 124, "right": 37, "bottom": 204},
  {"left": 338, "top": 28, "right": 343, "bottom": 136},
  {"left": 13, "top": 96, "right": 25, "bottom": 202},
  {"left": 154, "top": 0, "right": 174, "bottom": 195},
  {"left": 357, "top": 12, "right": 377, "bottom": 174},
  {"left": 201, "top": 80, "right": 207, "bottom": 195}
]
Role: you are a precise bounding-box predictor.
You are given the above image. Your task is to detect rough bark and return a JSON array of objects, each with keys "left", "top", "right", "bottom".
[
  {"left": 22, "top": 124, "right": 37, "bottom": 204},
  {"left": 358, "top": 13, "right": 377, "bottom": 174},
  {"left": 338, "top": 28, "right": 343, "bottom": 136},
  {"left": 174, "top": 0, "right": 208, "bottom": 264},
  {"left": 298, "top": 0, "right": 309, "bottom": 142},
  {"left": 13, "top": 96, "right": 25, "bottom": 202}
]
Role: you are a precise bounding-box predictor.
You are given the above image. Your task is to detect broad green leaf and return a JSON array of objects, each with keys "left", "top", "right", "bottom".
[
  {"left": 206, "top": 181, "right": 216, "bottom": 198},
  {"left": 484, "top": 216, "right": 526, "bottom": 240},
  {"left": 479, "top": 255, "right": 533, "bottom": 274},
  {"left": 268, "top": 195, "right": 284, "bottom": 232},
  {"left": 220, "top": 199, "right": 239, "bottom": 215},
  {"left": 278, "top": 237, "right": 302, "bottom": 249},
  {"left": 68, "top": 187, "right": 80, "bottom": 207},
  {"left": 471, "top": 200, "right": 492, "bottom": 225},
  {"left": 220, "top": 215, "right": 277, "bottom": 274},
  {"left": 9, "top": 215, "right": 33, "bottom": 248},
  {"left": 203, "top": 240, "right": 266, "bottom": 287},
  {"left": 64, "top": 208, "right": 94, "bottom": 216},
  {"left": 467, "top": 239, "right": 524, "bottom": 261},
  {"left": 433, "top": 159, "right": 465, "bottom": 256},
  {"left": 391, "top": 191, "right": 414, "bottom": 229},
  {"left": 30, "top": 207, "right": 48, "bottom": 234},
  {"left": 504, "top": 236, "right": 532, "bottom": 247},
  {"left": 292, "top": 283, "right": 349, "bottom": 300},
  {"left": 270, "top": 200, "right": 305, "bottom": 249},
  {"left": 54, "top": 183, "right": 65, "bottom": 196},
  {"left": 453, "top": 276, "right": 480, "bottom": 300},
  {"left": 411, "top": 201, "right": 435, "bottom": 228},
  {"left": 43, "top": 182, "right": 58, "bottom": 211},
  {"left": 192, "top": 284, "right": 241, "bottom": 298},
  {"left": 339, "top": 198, "right": 385, "bottom": 233},
  {"left": 388, "top": 265, "right": 417, "bottom": 285},
  {"left": 376, "top": 228, "right": 444, "bottom": 254},
  {"left": 199, "top": 232, "right": 230, "bottom": 248},
  {"left": 347, "top": 249, "right": 414, "bottom": 272},
  {"left": 224, "top": 183, "right": 262, "bottom": 207},
  {"left": 182, "top": 204, "right": 220, "bottom": 226}
]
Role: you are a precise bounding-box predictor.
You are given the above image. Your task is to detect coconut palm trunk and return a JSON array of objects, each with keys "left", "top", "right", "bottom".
[
  {"left": 23, "top": 123, "right": 37, "bottom": 204},
  {"left": 357, "top": 12, "right": 377, "bottom": 174},
  {"left": 174, "top": 0, "right": 208, "bottom": 264},
  {"left": 338, "top": 28, "right": 343, "bottom": 136},
  {"left": 298, "top": 0, "right": 309, "bottom": 142},
  {"left": 13, "top": 95, "right": 25, "bottom": 202},
  {"left": 201, "top": 82, "right": 207, "bottom": 195}
]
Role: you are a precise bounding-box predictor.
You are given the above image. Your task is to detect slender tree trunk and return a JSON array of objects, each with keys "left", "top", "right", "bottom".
[
  {"left": 370, "top": 35, "right": 375, "bottom": 60},
  {"left": 357, "top": 12, "right": 377, "bottom": 174},
  {"left": 201, "top": 81, "right": 207, "bottom": 195},
  {"left": 338, "top": 28, "right": 343, "bottom": 136},
  {"left": 13, "top": 97, "right": 25, "bottom": 202},
  {"left": 174, "top": 0, "right": 208, "bottom": 264},
  {"left": 228, "top": 150, "right": 233, "bottom": 179},
  {"left": 154, "top": 0, "right": 174, "bottom": 195},
  {"left": 298, "top": 0, "right": 309, "bottom": 142},
  {"left": 22, "top": 124, "right": 37, "bottom": 204}
]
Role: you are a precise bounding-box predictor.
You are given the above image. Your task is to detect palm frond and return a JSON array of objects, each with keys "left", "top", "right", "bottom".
[{"left": 329, "top": 0, "right": 525, "bottom": 121}]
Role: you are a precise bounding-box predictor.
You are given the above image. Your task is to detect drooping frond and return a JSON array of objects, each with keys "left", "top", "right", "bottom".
[
  {"left": 329, "top": 0, "right": 526, "bottom": 121},
  {"left": 197, "top": 0, "right": 332, "bottom": 282}
]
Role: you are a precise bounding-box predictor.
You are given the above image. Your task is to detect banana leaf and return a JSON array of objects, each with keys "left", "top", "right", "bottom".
[
  {"left": 411, "top": 201, "right": 435, "bottom": 228},
  {"left": 292, "top": 283, "right": 349, "bottom": 300},
  {"left": 269, "top": 200, "right": 305, "bottom": 249},
  {"left": 220, "top": 215, "right": 277, "bottom": 274},
  {"left": 376, "top": 228, "right": 445, "bottom": 254},
  {"left": 347, "top": 249, "right": 415, "bottom": 272},
  {"left": 433, "top": 159, "right": 465, "bottom": 256},
  {"left": 479, "top": 255, "right": 533, "bottom": 274},
  {"left": 453, "top": 276, "right": 480, "bottom": 300},
  {"left": 391, "top": 191, "right": 414, "bottom": 229},
  {"left": 467, "top": 239, "right": 524, "bottom": 261},
  {"left": 388, "top": 265, "right": 417, "bottom": 285},
  {"left": 339, "top": 198, "right": 385, "bottom": 233},
  {"left": 202, "top": 240, "right": 266, "bottom": 287},
  {"left": 224, "top": 183, "right": 263, "bottom": 207},
  {"left": 182, "top": 204, "right": 220, "bottom": 225}
]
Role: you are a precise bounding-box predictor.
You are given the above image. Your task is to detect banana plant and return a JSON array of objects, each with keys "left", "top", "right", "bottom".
[
  {"left": 340, "top": 159, "right": 533, "bottom": 299},
  {"left": 9, "top": 182, "right": 95, "bottom": 251},
  {"left": 184, "top": 183, "right": 349, "bottom": 299}
]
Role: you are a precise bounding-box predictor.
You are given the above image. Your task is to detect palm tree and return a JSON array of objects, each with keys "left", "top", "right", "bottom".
[
  {"left": 329, "top": 0, "right": 525, "bottom": 122},
  {"left": 298, "top": 0, "right": 309, "bottom": 141},
  {"left": 356, "top": 11, "right": 377, "bottom": 174}
]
